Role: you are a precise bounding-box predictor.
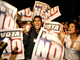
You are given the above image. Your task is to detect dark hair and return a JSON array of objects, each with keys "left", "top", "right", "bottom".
[
  {"left": 33, "top": 15, "right": 42, "bottom": 22},
  {"left": 69, "top": 22, "right": 80, "bottom": 35},
  {"left": 25, "top": 21, "right": 32, "bottom": 25}
]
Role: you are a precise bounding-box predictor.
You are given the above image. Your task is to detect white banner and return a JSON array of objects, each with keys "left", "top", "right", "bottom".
[
  {"left": 31, "top": 28, "right": 64, "bottom": 60},
  {"left": 0, "top": 11, "right": 16, "bottom": 29},
  {"left": 0, "top": 29, "right": 24, "bottom": 60},
  {"left": 0, "top": 0, "right": 17, "bottom": 19},
  {"left": 18, "top": 8, "right": 33, "bottom": 21}
]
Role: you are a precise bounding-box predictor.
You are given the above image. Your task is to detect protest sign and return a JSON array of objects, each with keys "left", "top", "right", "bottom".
[
  {"left": 33, "top": 1, "right": 61, "bottom": 22},
  {"left": 43, "top": 21, "right": 60, "bottom": 33},
  {"left": 0, "top": 29, "right": 24, "bottom": 60},
  {"left": 18, "top": 8, "right": 33, "bottom": 21},
  {"left": 44, "top": 6, "right": 61, "bottom": 22},
  {"left": 0, "top": 11, "right": 16, "bottom": 29},
  {"left": 33, "top": 1, "right": 51, "bottom": 22},
  {"left": 31, "top": 28, "right": 64, "bottom": 60},
  {"left": 0, "top": 0, "right": 17, "bottom": 19},
  {"left": 33, "top": 1, "right": 51, "bottom": 10}
]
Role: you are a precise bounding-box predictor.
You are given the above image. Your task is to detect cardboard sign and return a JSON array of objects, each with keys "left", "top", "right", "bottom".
[
  {"left": 33, "top": 1, "right": 51, "bottom": 10},
  {"left": 43, "top": 22, "right": 60, "bottom": 33},
  {"left": 0, "top": 11, "right": 16, "bottom": 29},
  {"left": 45, "top": 6, "right": 61, "bottom": 22},
  {"left": 31, "top": 28, "right": 64, "bottom": 60},
  {"left": 0, "top": 0, "right": 17, "bottom": 19},
  {"left": 33, "top": 1, "right": 51, "bottom": 22},
  {"left": 18, "top": 8, "right": 33, "bottom": 21},
  {"left": 33, "top": 3, "right": 61, "bottom": 22},
  {"left": 0, "top": 29, "right": 24, "bottom": 60}
]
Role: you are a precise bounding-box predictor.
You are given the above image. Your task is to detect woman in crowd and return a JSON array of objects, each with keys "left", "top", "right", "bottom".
[
  {"left": 60, "top": 22, "right": 80, "bottom": 60},
  {"left": 23, "top": 21, "right": 32, "bottom": 35}
]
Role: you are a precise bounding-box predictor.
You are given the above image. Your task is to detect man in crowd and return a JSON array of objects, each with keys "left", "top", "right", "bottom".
[{"left": 23, "top": 16, "right": 43, "bottom": 60}]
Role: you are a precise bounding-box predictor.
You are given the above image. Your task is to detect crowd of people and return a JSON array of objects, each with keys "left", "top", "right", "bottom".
[
  {"left": 15, "top": 15, "right": 80, "bottom": 60},
  {"left": 0, "top": 15, "right": 80, "bottom": 60}
]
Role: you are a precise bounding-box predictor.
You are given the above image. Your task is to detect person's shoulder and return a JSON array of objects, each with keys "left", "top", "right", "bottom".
[
  {"left": 64, "top": 34, "right": 70, "bottom": 42},
  {"left": 65, "top": 34, "right": 70, "bottom": 38},
  {"left": 77, "top": 35, "right": 80, "bottom": 41},
  {"left": 78, "top": 35, "right": 80, "bottom": 37}
]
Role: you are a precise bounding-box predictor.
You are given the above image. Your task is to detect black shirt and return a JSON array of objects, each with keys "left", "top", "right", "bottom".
[{"left": 23, "top": 27, "right": 38, "bottom": 59}]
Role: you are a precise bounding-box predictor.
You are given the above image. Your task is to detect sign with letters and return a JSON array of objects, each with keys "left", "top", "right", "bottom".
[
  {"left": 43, "top": 22, "right": 60, "bottom": 33},
  {"left": 33, "top": 1, "right": 61, "bottom": 22},
  {"left": 18, "top": 8, "right": 33, "bottom": 21},
  {"left": 33, "top": 1, "right": 51, "bottom": 22},
  {"left": 33, "top": 1, "right": 51, "bottom": 10},
  {"left": 0, "top": 29, "right": 24, "bottom": 60},
  {"left": 0, "top": 0, "right": 17, "bottom": 19},
  {"left": 18, "top": 1, "right": 61, "bottom": 22},
  {"left": 31, "top": 28, "right": 64, "bottom": 60},
  {"left": 0, "top": 11, "right": 16, "bottom": 29},
  {"left": 45, "top": 6, "right": 61, "bottom": 22}
]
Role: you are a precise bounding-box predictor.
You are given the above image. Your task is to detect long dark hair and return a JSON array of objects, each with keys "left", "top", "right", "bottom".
[{"left": 69, "top": 22, "right": 80, "bottom": 35}]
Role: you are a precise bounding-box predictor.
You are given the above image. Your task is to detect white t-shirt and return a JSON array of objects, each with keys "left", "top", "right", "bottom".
[{"left": 64, "top": 35, "right": 80, "bottom": 60}]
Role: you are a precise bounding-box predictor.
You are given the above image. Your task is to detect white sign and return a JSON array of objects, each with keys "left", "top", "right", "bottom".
[
  {"left": 33, "top": 1, "right": 51, "bottom": 22},
  {"left": 43, "top": 21, "right": 61, "bottom": 33},
  {"left": 18, "top": 8, "right": 33, "bottom": 21},
  {"left": 0, "top": 29, "right": 24, "bottom": 60},
  {"left": 0, "top": 0, "right": 17, "bottom": 19},
  {"left": 31, "top": 28, "right": 64, "bottom": 60},
  {"left": 45, "top": 6, "right": 61, "bottom": 22},
  {"left": 0, "top": 11, "right": 16, "bottom": 29},
  {"left": 33, "top": 3, "right": 61, "bottom": 22}
]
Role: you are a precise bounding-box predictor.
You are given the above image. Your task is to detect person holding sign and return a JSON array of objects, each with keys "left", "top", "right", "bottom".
[
  {"left": 23, "top": 16, "right": 43, "bottom": 60},
  {"left": 60, "top": 22, "right": 80, "bottom": 60},
  {"left": 23, "top": 21, "right": 33, "bottom": 35}
]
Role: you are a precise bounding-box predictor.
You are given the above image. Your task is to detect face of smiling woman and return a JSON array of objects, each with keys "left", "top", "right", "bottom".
[{"left": 68, "top": 23, "right": 77, "bottom": 35}]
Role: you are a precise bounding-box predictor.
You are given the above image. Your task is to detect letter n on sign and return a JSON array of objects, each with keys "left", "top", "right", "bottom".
[{"left": 35, "top": 38, "right": 51, "bottom": 59}]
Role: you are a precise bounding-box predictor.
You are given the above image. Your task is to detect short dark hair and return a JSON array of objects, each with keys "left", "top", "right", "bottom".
[{"left": 33, "top": 15, "right": 42, "bottom": 22}]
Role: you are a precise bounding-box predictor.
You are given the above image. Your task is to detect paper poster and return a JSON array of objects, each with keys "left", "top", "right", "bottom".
[
  {"left": 43, "top": 21, "right": 60, "bottom": 33},
  {"left": 33, "top": 1, "right": 51, "bottom": 22},
  {"left": 18, "top": 8, "right": 33, "bottom": 21},
  {"left": 33, "top": 1, "right": 61, "bottom": 22},
  {"left": 0, "top": 29, "right": 24, "bottom": 60},
  {"left": 31, "top": 28, "right": 64, "bottom": 60},
  {"left": 44, "top": 6, "right": 61, "bottom": 22},
  {"left": 0, "top": 0, "right": 17, "bottom": 19},
  {"left": 0, "top": 11, "right": 16, "bottom": 29},
  {"left": 33, "top": 1, "right": 51, "bottom": 10}
]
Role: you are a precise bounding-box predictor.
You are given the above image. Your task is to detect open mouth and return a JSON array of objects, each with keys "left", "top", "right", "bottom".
[
  {"left": 68, "top": 30, "right": 72, "bottom": 31},
  {"left": 36, "top": 24, "right": 39, "bottom": 27},
  {"left": 68, "top": 29, "right": 72, "bottom": 31}
]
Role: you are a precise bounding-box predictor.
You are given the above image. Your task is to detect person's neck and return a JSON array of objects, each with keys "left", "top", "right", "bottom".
[{"left": 70, "top": 33, "right": 78, "bottom": 39}]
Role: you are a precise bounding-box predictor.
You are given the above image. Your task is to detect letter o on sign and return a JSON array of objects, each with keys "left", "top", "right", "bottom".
[{"left": 11, "top": 38, "right": 22, "bottom": 53}]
